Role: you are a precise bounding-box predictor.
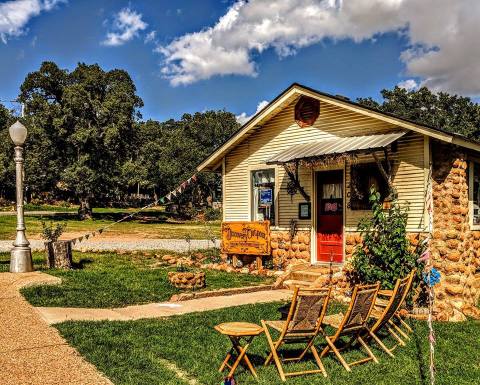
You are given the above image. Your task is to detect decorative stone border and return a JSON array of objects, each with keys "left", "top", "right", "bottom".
[{"left": 167, "top": 271, "right": 206, "bottom": 289}]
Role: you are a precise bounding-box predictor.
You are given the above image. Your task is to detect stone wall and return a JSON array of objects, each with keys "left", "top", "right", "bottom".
[
  {"left": 431, "top": 142, "right": 480, "bottom": 321},
  {"left": 270, "top": 230, "right": 311, "bottom": 268}
]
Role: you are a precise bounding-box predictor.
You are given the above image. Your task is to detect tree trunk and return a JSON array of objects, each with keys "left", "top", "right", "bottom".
[
  {"left": 78, "top": 197, "right": 93, "bottom": 220},
  {"left": 45, "top": 241, "right": 73, "bottom": 269}
]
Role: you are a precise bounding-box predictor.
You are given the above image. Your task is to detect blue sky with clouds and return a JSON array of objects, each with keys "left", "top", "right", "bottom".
[{"left": 0, "top": 0, "right": 478, "bottom": 122}]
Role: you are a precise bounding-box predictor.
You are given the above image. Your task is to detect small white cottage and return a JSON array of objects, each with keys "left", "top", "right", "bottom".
[{"left": 198, "top": 83, "right": 480, "bottom": 321}]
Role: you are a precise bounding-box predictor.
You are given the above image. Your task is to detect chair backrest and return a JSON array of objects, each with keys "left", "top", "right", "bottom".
[
  {"left": 371, "top": 272, "right": 412, "bottom": 333},
  {"left": 338, "top": 283, "right": 380, "bottom": 334},
  {"left": 284, "top": 286, "right": 331, "bottom": 336}
]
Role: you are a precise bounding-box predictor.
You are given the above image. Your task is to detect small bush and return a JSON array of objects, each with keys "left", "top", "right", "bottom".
[
  {"left": 41, "top": 220, "right": 66, "bottom": 242},
  {"left": 351, "top": 188, "right": 423, "bottom": 289},
  {"left": 204, "top": 207, "right": 222, "bottom": 221}
]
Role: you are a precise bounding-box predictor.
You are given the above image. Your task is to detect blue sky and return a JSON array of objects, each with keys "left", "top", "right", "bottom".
[{"left": 0, "top": 0, "right": 478, "bottom": 122}]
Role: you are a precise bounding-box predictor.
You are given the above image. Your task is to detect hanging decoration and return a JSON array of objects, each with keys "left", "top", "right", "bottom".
[
  {"left": 67, "top": 173, "right": 199, "bottom": 245},
  {"left": 416, "top": 163, "right": 438, "bottom": 385},
  {"left": 283, "top": 161, "right": 310, "bottom": 201}
]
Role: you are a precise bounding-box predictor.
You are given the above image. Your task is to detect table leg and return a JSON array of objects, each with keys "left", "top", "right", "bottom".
[{"left": 228, "top": 336, "right": 258, "bottom": 378}]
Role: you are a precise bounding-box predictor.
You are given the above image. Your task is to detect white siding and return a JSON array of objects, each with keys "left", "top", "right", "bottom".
[{"left": 224, "top": 98, "right": 427, "bottom": 231}]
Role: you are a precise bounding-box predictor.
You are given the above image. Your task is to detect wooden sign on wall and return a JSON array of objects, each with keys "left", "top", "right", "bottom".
[{"left": 221, "top": 221, "right": 271, "bottom": 255}]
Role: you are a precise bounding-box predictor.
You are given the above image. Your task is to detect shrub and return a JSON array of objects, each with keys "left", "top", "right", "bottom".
[
  {"left": 351, "top": 188, "right": 423, "bottom": 289},
  {"left": 40, "top": 220, "right": 66, "bottom": 242},
  {"left": 204, "top": 207, "right": 222, "bottom": 221}
]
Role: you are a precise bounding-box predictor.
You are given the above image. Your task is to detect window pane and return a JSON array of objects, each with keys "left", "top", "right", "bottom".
[
  {"left": 252, "top": 169, "right": 275, "bottom": 224},
  {"left": 474, "top": 162, "right": 480, "bottom": 225},
  {"left": 350, "top": 162, "right": 389, "bottom": 210}
]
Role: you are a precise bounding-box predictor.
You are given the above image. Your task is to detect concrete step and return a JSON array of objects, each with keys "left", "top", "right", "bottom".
[
  {"left": 290, "top": 270, "right": 328, "bottom": 282},
  {"left": 282, "top": 279, "right": 314, "bottom": 290}
]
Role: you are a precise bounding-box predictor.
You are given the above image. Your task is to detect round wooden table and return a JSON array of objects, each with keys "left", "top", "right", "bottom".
[{"left": 214, "top": 322, "right": 264, "bottom": 379}]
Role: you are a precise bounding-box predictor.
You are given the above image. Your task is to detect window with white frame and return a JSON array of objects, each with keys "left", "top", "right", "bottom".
[
  {"left": 470, "top": 161, "right": 480, "bottom": 227},
  {"left": 251, "top": 169, "right": 275, "bottom": 224}
]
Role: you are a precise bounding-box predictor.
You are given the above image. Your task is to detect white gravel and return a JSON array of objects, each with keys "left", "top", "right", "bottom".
[{"left": 0, "top": 239, "right": 220, "bottom": 253}]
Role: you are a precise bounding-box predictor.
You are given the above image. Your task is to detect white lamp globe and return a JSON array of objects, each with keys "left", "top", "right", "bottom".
[{"left": 9, "top": 121, "right": 28, "bottom": 146}]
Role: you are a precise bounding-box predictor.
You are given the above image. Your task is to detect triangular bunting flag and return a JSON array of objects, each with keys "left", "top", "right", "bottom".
[
  {"left": 98, "top": 228, "right": 104, "bottom": 234},
  {"left": 72, "top": 239, "right": 76, "bottom": 245},
  {"left": 191, "top": 174, "right": 197, "bottom": 182},
  {"left": 85, "top": 234, "right": 90, "bottom": 240},
  {"left": 78, "top": 236, "right": 84, "bottom": 243}
]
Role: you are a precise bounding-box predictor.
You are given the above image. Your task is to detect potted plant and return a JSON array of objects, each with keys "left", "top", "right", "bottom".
[{"left": 41, "top": 220, "right": 72, "bottom": 269}]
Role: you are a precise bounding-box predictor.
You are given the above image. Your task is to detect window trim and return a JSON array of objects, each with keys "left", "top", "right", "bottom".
[
  {"left": 249, "top": 165, "right": 277, "bottom": 226},
  {"left": 469, "top": 159, "right": 480, "bottom": 230}
]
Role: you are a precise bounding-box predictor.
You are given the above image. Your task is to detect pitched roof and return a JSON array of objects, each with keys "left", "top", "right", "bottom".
[{"left": 197, "top": 83, "right": 480, "bottom": 171}]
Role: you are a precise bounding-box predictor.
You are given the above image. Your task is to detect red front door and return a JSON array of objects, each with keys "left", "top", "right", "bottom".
[{"left": 316, "top": 170, "right": 343, "bottom": 263}]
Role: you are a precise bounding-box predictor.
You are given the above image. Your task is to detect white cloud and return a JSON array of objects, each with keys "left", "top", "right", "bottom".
[
  {"left": 397, "top": 79, "right": 418, "bottom": 91},
  {"left": 236, "top": 99, "right": 269, "bottom": 124},
  {"left": 102, "top": 7, "right": 147, "bottom": 47},
  {"left": 159, "top": 0, "right": 480, "bottom": 97},
  {"left": 144, "top": 30, "right": 156, "bottom": 44},
  {"left": 0, "top": 0, "right": 65, "bottom": 43}
]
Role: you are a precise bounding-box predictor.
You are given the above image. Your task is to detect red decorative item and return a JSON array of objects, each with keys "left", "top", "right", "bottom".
[{"left": 294, "top": 96, "right": 320, "bottom": 128}]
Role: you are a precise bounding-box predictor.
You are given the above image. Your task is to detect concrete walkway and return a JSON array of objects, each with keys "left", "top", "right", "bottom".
[
  {"left": 0, "top": 238, "right": 220, "bottom": 253},
  {"left": 37, "top": 289, "right": 292, "bottom": 325},
  {"left": 0, "top": 272, "right": 113, "bottom": 385}
]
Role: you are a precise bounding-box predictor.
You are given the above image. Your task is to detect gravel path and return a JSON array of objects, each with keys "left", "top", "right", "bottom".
[
  {"left": 0, "top": 238, "right": 219, "bottom": 253},
  {"left": 0, "top": 272, "right": 113, "bottom": 385}
]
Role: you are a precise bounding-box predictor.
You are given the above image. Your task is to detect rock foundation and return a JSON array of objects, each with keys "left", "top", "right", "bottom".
[{"left": 430, "top": 142, "right": 480, "bottom": 321}]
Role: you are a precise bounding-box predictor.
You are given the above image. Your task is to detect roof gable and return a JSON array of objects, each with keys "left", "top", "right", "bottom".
[{"left": 198, "top": 83, "right": 480, "bottom": 171}]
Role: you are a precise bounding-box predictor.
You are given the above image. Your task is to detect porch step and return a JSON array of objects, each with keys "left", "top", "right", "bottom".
[
  {"left": 290, "top": 269, "right": 330, "bottom": 282},
  {"left": 283, "top": 279, "right": 314, "bottom": 289}
]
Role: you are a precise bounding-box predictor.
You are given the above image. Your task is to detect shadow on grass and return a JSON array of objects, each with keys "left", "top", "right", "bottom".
[
  {"left": 72, "top": 258, "right": 94, "bottom": 270},
  {"left": 34, "top": 211, "right": 174, "bottom": 224},
  {"left": 412, "top": 321, "right": 428, "bottom": 385}
]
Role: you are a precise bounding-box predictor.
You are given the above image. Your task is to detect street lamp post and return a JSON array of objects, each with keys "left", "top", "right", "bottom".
[{"left": 9, "top": 121, "right": 33, "bottom": 273}]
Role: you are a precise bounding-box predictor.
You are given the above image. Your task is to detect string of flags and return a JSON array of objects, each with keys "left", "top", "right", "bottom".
[{"left": 69, "top": 174, "right": 198, "bottom": 245}]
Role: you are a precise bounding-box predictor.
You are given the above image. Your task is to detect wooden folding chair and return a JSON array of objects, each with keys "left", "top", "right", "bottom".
[
  {"left": 262, "top": 286, "right": 332, "bottom": 382},
  {"left": 367, "top": 274, "right": 413, "bottom": 357},
  {"left": 321, "top": 283, "right": 380, "bottom": 372},
  {"left": 374, "top": 269, "right": 416, "bottom": 338}
]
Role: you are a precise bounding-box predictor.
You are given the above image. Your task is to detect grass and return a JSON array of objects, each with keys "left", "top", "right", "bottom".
[
  {"left": 5, "top": 250, "right": 272, "bottom": 308},
  {"left": 0, "top": 208, "right": 220, "bottom": 240},
  {"left": 55, "top": 301, "right": 480, "bottom": 385}
]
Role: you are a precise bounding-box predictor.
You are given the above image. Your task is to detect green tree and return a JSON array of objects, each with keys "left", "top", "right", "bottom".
[
  {"left": 131, "top": 111, "right": 239, "bottom": 206},
  {"left": 358, "top": 86, "right": 480, "bottom": 141},
  {"left": 19, "top": 62, "right": 143, "bottom": 218},
  {"left": 0, "top": 104, "right": 14, "bottom": 199}
]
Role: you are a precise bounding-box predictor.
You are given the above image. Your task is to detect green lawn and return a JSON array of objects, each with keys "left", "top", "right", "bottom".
[
  {"left": 56, "top": 302, "right": 480, "bottom": 385},
  {"left": 8, "top": 251, "right": 272, "bottom": 308},
  {"left": 0, "top": 208, "right": 220, "bottom": 240}
]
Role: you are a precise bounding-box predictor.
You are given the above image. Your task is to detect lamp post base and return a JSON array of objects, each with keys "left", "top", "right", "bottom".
[{"left": 10, "top": 247, "right": 33, "bottom": 273}]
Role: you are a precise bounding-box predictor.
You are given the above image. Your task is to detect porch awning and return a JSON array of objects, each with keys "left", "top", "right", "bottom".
[{"left": 266, "top": 131, "right": 407, "bottom": 164}]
